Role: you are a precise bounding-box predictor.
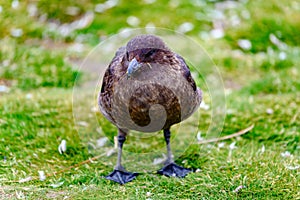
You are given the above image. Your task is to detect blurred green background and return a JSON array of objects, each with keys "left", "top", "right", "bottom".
[{"left": 0, "top": 0, "right": 299, "bottom": 199}]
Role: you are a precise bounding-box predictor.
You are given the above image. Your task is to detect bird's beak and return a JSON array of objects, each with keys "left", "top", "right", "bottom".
[{"left": 127, "top": 58, "right": 142, "bottom": 79}]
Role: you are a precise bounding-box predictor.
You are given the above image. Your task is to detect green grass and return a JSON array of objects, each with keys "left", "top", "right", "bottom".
[
  {"left": 0, "top": 38, "right": 80, "bottom": 89},
  {"left": 1, "top": 0, "right": 300, "bottom": 199}
]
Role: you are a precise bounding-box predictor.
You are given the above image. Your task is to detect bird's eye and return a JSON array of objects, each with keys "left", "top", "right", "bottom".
[{"left": 145, "top": 49, "right": 157, "bottom": 57}]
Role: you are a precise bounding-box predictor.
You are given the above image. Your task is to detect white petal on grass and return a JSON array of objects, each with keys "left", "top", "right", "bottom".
[
  {"left": 200, "top": 100, "right": 210, "bottom": 110},
  {"left": 38, "top": 171, "right": 46, "bottom": 181},
  {"left": 146, "top": 192, "right": 152, "bottom": 197},
  {"left": 218, "top": 142, "right": 225, "bottom": 148},
  {"left": 78, "top": 121, "right": 89, "bottom": 127},
  {"left": 72, "top": 11, "right": 94, "bottom": 30},
  {"left": 191, "top": 71, "right": 198, "bottom": 79},
  {"left": 279, "top": 52, "right": 287, "bottom": 60},
  {"left": 209, "top": 10, "right": 224, "bottom": 20},
  {"left": 269, "top": 33, "right": 287, "bottom": 49},
  {"left": 210, "top": 28, "right": 225, "bottom": 39},
  {"left": 19, "top": 176, "right": 33, "bottom": 183},
  {"left": 169, "top": 0, "right": 180, "bottom": 8},
  {"left": 195, "top": 168, "right": 202, "bottom": 173},
  {"left": 153, "top": 158, "right": 165, "bottom": 165},
  {"left": 177, "top": 22, "right": 194, "bottom": 33},
  {"left": 97, "top": 137, "right": 108, "bottom": 147},
  {"left": 11, "top": 0, "right": 19, "bottom": 9},
  {"left": 261, "top": 145, "right": 265, "bottom": 153},
  {"left": 0, "top": 85, "right": 10, "bottom": 93},
  {"left": 91, "top": 106, "right": 99, "bottom": 113},
  {"left": 233, "top": 185, "right": 246, "bottom": 193},
  {"left": 48, "top": 22, "right": 59, "bottom": 32},
  {"left": 89, "top": 157, "right": 96, "bottom": 164},
  {"left": 284, "top": 165, "right": 300, "bottom": 170},
  {"left": 230, "top": 15, "right": 241, "bottom": 26},
  {"left": 95, "top": 0, "right": 120, "bottom": 13},
  {"left": 58, "top": 140, "right": 67, "bottom": 154},
  {"left": 0, "top": 6, "right": 2, "bottom": 13},
  {"left": 50, "top": 181, "right": 64, "bottom": 188},
  {"left": 75, "top": 33, "right": 90, "bottom": 43},
  {"left": 269, "top": 33, "right": 279, "bottom": 44},
  {"left": 215, "top": 0, "right": 239, "bottom": 10},
  {"left": 238, "top": 39, "right": 252, "bottom": 50},
  {"left": 105, "top": 0, "right": 119, "bottom": 8},
  {"left": 153, "top": 154, "right": 167, "bottom": 165},
  {"left": 95, "top": 3, "right": 106, "bottom": 13},
  {"left": 10, "top": 28, "right": 23, "bottom": 37},
  {"left": 229, "top": 142, "right": 236, "bottom": 150},
  {"left": 95, "top": 4, "right": 106, "bottom": 13},
  {"left": 96, "top": 127, "right": 103, "bottom": 134},
  {"left": 210, "top": 28, "right": 224, "bottom": 39},
  {"left": 26, "top": 93, "right": 33, "bottom": 99},
  {"left": 27, "top": 4, "right": 38, "bottom": 17},
  {"left": 281, "top": 151, "right": 291, "bottom": 158},
  {"left": 199, "top": 31, "right": 210, "bottom": 40},
  {"left": 16, "top": 191, "right": 25, "bottom": 199},
  {"left": 266, "top": 108, "right": 274, "bottom": 115},
  {"left": 58, "top": 12, "right": 94, "bottom": 37},
  {"left": 0, "top": 119, "right": 7, "bottom": 125},
  {"left": 226, "top": 109, "right": 235, "bottom": 115},
  {"left": 127, "top": 16, "right": 140, "bottom": 27},
  {"left": 106, "top": 148, "right": 116, "bottom": 157},
  {"left": 66, "top": 6, "right": 80, "bottom": 16},
  {"left": 68, "top": 43, "right": 85, "bottom": 53},
  {"left": 190, "top": 0, "right": 206, "bottom": 7},
  {"left": 58, "top": 24, "right": 72, "bottom": 37},
  {"left": 39, "top": 14, "right": 47, "bottom": 23},
  {"left": 144, "top": 0, "right": 156, "bottom": 4},
  {"left": 197, "top": 131, "right": 204, "bottom": 141}
]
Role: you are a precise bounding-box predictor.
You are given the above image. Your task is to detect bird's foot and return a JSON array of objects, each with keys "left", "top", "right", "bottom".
[
  {"left": 105, "top": 170, "right": 138, "bottom": 184},
  {"left": 157, "top": 162, "right": 191, "bottom": 178}
]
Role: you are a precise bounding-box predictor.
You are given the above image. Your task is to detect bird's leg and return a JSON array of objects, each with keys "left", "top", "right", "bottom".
[
  {"left": 157, "top": 128, "right": 192, "bottom": 178},
  {"left": 105, "top": 128, "right": 138, "bottom": 184},
  {"left": 164, "top": 129, "right": 174, "bottom": 165},
  {"left": 115, "top": 131, "right": 126, "bottom": 171}
]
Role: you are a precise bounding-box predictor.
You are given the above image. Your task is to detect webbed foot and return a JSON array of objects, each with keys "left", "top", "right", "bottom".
[
  {"left": 105, "top": 170, "right": 138, "bottom": 184},
  {"left": 157, "top": 163, "right": 191, "bottom": 178}
]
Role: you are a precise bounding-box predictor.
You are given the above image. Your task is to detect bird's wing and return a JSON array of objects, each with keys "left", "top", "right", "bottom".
[
  {"left": 173, "top": 53, "right": 202, "bottom": 120},
  {"left": 99, "top": 46, "right": 127, "bottom": 123},
  {"left": 174, "top": 54, "right": 197, "bottom": 91}
]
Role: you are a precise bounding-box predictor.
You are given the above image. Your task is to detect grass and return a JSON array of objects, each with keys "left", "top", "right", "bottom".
[
  {"left": 0, "top": 0, "right": 300, "bottom": 199},
  {"left": 0, "top": 38, "right": 80, "bottom": 89}
]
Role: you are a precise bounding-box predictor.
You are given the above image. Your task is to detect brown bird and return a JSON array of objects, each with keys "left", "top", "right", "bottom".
[{"left": 99, "top": 34, "right": 202, "bottom": 184}]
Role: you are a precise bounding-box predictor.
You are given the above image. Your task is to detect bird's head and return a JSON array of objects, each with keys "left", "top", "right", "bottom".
[{"left": 125, "top": 35, "right": 169, "bottom": 79}]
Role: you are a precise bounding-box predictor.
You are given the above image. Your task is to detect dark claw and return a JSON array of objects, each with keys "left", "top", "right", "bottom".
[
  {"left": 157, "top": 163, "right": 191, "bottom": 178},
  {"left": 105, "top": 170, "right": 138, "bottom": 184}
]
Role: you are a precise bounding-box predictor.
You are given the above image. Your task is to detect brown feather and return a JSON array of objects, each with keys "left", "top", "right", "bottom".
[{"left": 99, "top": 34, "right": 202, "bottom": 132}]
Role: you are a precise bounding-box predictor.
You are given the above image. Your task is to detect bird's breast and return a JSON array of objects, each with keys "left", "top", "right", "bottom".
[{"left": 108, "top": 63, "right": 200, "bottom": 132}]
